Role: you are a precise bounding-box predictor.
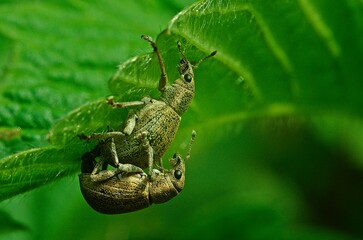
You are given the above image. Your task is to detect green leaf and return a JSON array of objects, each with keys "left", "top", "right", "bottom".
[
  {"left": 1, "top": 0, "right": 363, "bottom": 239},
  {"left": 0, "top": 210, "right": 28, "bottom": 235},
  {"left": 0, "top": 145, "right": 81, "bottom": 201},
  {"left": 0, "top": 0, "right": 193, "bottom": 199}
]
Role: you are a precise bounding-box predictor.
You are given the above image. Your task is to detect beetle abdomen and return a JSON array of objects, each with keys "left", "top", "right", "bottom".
[{"left": 79, "top": 173, "right": 150, "bottom": 214}]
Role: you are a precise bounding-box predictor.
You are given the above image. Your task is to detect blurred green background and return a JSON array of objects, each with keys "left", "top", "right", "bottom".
[{"left": 1, "top": 0, "right": 363, "bottom": 239}]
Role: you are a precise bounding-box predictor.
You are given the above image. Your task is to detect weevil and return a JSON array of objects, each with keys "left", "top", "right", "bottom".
[
  {"left": 80, "top": 35, "right": 216, "bottom": 181},
  {"left": 79, "top": 131, "right": 196, "bottom": 214}
]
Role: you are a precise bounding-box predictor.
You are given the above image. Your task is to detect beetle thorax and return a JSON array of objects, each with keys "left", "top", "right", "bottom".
[{"left": 160, "top": 82, "right": 194, "bottom": 116}]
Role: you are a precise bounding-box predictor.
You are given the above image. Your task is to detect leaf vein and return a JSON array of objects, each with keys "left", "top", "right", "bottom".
[
  {"left": 247, "top": 4, "right": 300, "bottom": 98},
  {"left": 298, "top": 0, "right": 341, "bottom": 58},
  {"left": 168, "top": 2, "right": 262, "bottom": 100}
]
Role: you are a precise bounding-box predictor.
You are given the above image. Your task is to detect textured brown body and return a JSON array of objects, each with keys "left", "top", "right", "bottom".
[
  {"left": 79, "top": 152, "right": 185, "bottom": 214},
  {"left": 79, "top": 173, "right": 150, "bottom": 214},
  {"left": 80, "top": 36, "right": 215, "bottom": 180},
  {"left": 79, "top": 36, "right": 213, "bottom": 214},
  {"left": 110, "top": 100, "right": 181, "bottom": 169}
]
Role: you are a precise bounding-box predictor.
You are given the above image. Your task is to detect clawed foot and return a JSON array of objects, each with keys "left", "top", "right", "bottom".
[
  {"left": 106, "top": 96, "right": 115, "bottom": 106},
  {"left": 78, "top": 133, "right": 91, "bottom": 141}
]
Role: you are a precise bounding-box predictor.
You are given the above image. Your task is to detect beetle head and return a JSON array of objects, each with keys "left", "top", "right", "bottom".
[
  {"left": 175, "top": 42, "right": 217, "bottom": 92},
  {"left": 167, "top": 152, "right": 186, "bottom": 192},
  {"left": 175, "top": 41, "right": 195, "bottom": 93},
  {"left": 167, "top": 130, "right": 196, "bottom": 192}
]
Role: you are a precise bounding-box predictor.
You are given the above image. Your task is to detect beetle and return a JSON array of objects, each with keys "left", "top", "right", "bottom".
[
  {"left": 80, "top": 35, "right": 215, "bottom": 181},
  {"left": 79, "top": 131, "right": 195, "bottom": 214}
]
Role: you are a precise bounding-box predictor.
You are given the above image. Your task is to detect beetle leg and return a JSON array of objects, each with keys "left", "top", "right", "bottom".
[
  {"left": 107, "top": 137, "right": 144, "bottom": 174},
  {"left": 141, "top": 35, "right": 168, "bottom": 92},
  {"left": 90, "top": 164, "right": 144, "bottom": 182},
  {"left": 140, "top": 96, "right": 152, "bottom": 103},
  {"left": 90, "top": 138, "right": 144, "bottom": 182},
  {"left": 136, "top": 131, "right": 156, "bottom": 178},
  {"left": 122, "top": 110, "right": 138, "bottom": 135},
  {"left": 107, "top": 96, "right": 146, "bottom": 108},
  {"left": 91, "top": 158, "right": 105, "bottom": 175},
  {"left": 79, "top": 131, "right": 125, "bottom": 142},
  {"left": 81, "top": 144, "right": 101, "bottom": 174}
]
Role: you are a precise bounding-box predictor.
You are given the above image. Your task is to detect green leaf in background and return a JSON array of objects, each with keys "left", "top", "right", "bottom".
[
  {"left": 1, "top": 0, "right": 363, "bottom": 239},
  {"left": 0, "top": 210, "right": 28, "bottom": 235}
]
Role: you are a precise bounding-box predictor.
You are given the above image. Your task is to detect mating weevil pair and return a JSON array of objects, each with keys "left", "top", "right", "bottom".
[
  {"left": 80, "top": 131, "right": 196, "bottom": 214},
  {"left": 79, "top": 35, "right": 216, "bottom": 214}
]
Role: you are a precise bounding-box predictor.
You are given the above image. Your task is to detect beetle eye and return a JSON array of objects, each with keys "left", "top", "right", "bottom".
[
  {"left": 184, "top": 73, "right": 192, "bottom": 82},
  {"left": 174, "top": 170, "right": 182, "bottom": 180}
]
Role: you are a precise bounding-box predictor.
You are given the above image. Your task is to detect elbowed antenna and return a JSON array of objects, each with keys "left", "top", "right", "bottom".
[
  {"left": 177, "top": 41, "right": 188, "bottom": 63},
  {"left": 193, "top": 50, "right": 217, "bottom": 69},
  {"left": 177, "top": 40, "right": 217, "bottom": 69},
  {"left": 185, "top": 130, "right": 197, "bottom": 161}
]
